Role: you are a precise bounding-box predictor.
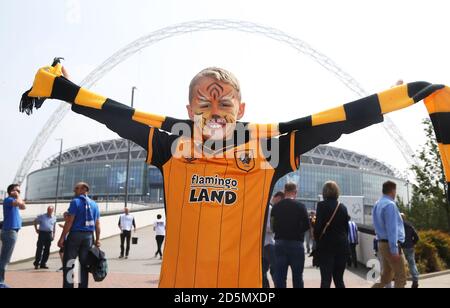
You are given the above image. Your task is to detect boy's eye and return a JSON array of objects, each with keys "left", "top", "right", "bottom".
[
  {"left": 220, "top": 101, "right": 233, "bottom": 108},
  {"left": 198, "top": 101, "right": 210, "bottom": 108}
]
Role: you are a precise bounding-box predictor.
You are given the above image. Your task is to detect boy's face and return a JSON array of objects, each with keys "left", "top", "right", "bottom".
[{"left": 187, "top": 77, "right": 245, "bottom": 141}]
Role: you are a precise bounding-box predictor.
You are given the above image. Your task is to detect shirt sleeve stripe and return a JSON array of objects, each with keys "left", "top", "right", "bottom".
[
  {"left": 74, "top": 87, "right": 107, "bottom": 110},
  {"left": 146, "top": 127, "right": 155, "bottom": 164},
  {"left": 290, "top": 132, "right": 298, "bottom": 172}
]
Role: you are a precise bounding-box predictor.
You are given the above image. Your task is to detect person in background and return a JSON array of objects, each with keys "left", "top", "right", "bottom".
[
  {"left": 154, "top": 214, "right": 165, "bottom": 259},
  {"left": 304, "top": 211, "right": 314, "bottom": 255},
  {"left": 310, "top": 211, "right": 317, "bottom": 252},
  {"left": 271, "top": 183, "right": 310, "bottom": 288},
  {"left": 58, "top": 182, "right": 101, "bottom": 289},
  {"left": 347, "top": 219, "right": 359, "bottom": 268},
  {"left": 33, "top": 206, "right": 56, "bottom": 270},
  {"left": 262, "top": 191, "right": 284, "bottom": 288},
  {"left": 118, "top": 207, "right": 136, "bottom": 259},
  {"left": 0, "top": 184, "right": 26, "bottom": 288},
  {"left": 372, "top": 181, "right": 406, "bottom": 288},
  {"left": 400, "top": 213, "right": 420, "bottom": 288},
  {"left": 314, "top": 181, "right": 350, "bottom": 288},
  {"left": 58, "top": 212, "right": 70, "bottom": 271}
]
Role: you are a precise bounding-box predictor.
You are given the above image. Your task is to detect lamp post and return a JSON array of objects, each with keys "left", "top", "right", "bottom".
[
  {"left": 54, "top": 138, "right": 63, "bottom": 216},
  {"left": 125, "top": 86, "right": 137, "bottom": 208},
  {"left": 406, "top": 179, "right": 411, "bottom": 210},
  {"left": 105, "top": 164, "right": 111, "bottom": 212}
]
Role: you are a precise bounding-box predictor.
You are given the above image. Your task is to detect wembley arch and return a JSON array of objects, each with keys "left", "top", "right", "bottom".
[{"left": 14, "top": 19, "right": 416, "bottom": 184}]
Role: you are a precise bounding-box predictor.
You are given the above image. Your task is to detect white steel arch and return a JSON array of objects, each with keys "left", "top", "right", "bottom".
[{"left": 14, "top": 19, "right": 416, "bottom": 184}]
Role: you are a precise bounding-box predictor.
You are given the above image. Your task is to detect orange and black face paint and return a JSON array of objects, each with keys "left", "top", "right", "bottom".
[
  {"left": 191, "top": 81, "right": 240, "bottom": 140},
  {"left": 207, "top": 82, "right": 224, "bottom": 100}
]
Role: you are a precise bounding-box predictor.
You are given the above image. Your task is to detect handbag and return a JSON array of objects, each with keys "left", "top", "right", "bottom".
[
  {"left": 87, "top": 246, "right": 108, "bottom": 282},
  {"left": 310, "top": 202, "right": 341, "bottom": 267}
]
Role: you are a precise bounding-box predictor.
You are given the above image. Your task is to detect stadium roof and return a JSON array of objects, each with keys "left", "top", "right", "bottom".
[{"left": 43, "top": 138, "right": 399, "bottom": 177}]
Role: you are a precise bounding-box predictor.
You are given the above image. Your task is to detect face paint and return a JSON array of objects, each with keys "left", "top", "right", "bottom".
[
  {"left": 207, "top": 82, "right": 224, "bottom": 100},
  {"left": 191, "top": 79, "right": 241, "bottom": 140}
]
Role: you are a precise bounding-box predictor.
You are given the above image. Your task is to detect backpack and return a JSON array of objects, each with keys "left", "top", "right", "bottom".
[{"left": 87, "top": 246, "right": 108, "bottom": 282}]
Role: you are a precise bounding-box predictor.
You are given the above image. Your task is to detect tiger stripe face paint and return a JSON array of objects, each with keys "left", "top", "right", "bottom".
[{"left": 188, "top": 77, "right": 244, "bottom": 141}]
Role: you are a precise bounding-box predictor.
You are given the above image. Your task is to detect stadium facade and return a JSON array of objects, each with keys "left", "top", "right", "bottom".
[{"left": 26, "top": 138, "right": 409, "bottom": 222}]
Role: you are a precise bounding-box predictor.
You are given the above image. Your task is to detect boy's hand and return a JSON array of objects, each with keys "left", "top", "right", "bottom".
[{"left": 61, "top": 66, "right": 70, "bottom": 80}]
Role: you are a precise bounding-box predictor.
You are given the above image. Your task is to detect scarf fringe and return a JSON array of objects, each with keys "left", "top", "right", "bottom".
[{"left": 19, "top": 89, "right": 47, "bottom": 115}]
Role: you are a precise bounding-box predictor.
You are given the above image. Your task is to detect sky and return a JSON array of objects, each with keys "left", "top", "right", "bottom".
[{"left": 1, "top": 0, "right": 450, "bottom": 191}]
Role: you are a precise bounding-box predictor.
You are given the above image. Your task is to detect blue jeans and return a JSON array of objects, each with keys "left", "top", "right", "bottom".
[
  {"left": 63, "top": 232, "right": 93, "bottom": 288},
  {"left": 0, "top": 230, "right": 19, "bottom": 284},
  {"left": 274, "top": 240, "right": 305, "bottom": 288},
  {"left": 262, "top": 244, "right": 276, "bottom": 288},
  {"left": 403, "top": 248, "right": 419, "bottom": 282}
]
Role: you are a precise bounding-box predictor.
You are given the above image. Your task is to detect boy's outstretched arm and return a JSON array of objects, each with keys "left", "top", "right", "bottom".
[
  {"left": 274, "top": 82, "right": 450, "bottom": 204},
  {"left": 20, "top": 60, "right": 192, "bottom": 149},
  {"left": 279, "top": 81, "right": 444, "bottom": 138}
]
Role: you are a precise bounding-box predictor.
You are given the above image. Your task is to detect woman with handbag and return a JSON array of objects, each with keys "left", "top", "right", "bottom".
[{"left": 313, "top": 181, "right": 350, "bottom": 288}]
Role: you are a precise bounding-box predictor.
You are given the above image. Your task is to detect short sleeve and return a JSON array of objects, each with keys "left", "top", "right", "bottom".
[
  {"left": 3, "top": 198, "right": 13, "bottom": 208},
  {"left": 68, "top": 200, "right": 78, "bottom": 216}
]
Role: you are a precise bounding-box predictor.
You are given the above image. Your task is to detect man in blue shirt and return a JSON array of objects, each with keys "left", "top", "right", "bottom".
[
  {"left": 33, "top": 206, "right": 57, "bottom": 270},
  {"left": 58, "top": 182, "right": 101, "bottom": 288},
  {"left": 0, "top": 184, "right": 26, "bottom": 288},
  {"left": 372, "top": 181, "right": 406, "bottom": 288}
]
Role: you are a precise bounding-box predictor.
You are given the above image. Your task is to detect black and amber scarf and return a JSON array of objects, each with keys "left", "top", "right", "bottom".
[{"left": 20, "top": 59, "right": 450, "bottom": 203}]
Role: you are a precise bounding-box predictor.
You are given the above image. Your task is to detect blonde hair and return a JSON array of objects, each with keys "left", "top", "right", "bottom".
[
  {"left": 322, "top": 181, "right": 340, "bottom": 200},
  {"left": 189, "top": 67, "right": 242, "bottom": 103}
]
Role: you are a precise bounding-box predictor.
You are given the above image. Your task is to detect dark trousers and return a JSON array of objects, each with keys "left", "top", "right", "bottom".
[
  {"left": 34, "top": 231, "right": 52, "bottom": 267},
  {"left": 319, "top": 252, "right": 347, "bottom": 288},
  {"left": 120, "top": 231, "right": 132, "bottom": 257},
  {"left": 262, "top": 244, "right": 276, "bottom": 288},
  {"left": 274, "top": 240, "right": 305, "bottom": 288},
  {"left": 155, "top": 235, "right": 165, "bottom": 257},
  {"left": 63, "top": 232, "right": 93, "bottom": 289},
  {"left": 348, "top": 243, "right": 358, "bottom": 268}
]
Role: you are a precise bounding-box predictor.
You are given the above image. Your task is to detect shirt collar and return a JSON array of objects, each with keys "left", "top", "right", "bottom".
[{"left": 383, "top": 195, "right": 394, "bottom": 201}]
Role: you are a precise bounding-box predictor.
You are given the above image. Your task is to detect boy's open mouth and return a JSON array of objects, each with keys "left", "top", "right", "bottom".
[{"left": 205, "top": 118, "right": 227, "bottom": 130}]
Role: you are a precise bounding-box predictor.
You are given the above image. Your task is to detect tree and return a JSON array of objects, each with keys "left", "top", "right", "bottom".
[{"left": 408, "top": 119, "right": 450, "bottom": 231}]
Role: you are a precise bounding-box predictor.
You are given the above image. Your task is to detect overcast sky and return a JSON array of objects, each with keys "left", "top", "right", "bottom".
[{"left": 1, "top": 0, "right": 450, "bottom": 191}]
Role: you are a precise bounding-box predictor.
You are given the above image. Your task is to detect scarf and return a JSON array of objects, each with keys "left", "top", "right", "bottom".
[{"left": 20, "top": 59, "right": 450, "bottom": 203}]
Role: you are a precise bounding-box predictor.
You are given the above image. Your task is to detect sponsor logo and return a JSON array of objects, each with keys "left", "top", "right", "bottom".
[{"left": 189, "top": 174, "right": 238, "bottom": 206}]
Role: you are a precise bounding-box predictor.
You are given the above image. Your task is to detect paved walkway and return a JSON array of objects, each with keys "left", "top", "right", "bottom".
[
  {"left": 5, "top": 226, "right": 449, "bottom": 288},
  {"left": 418, "top": 274, "right": 450, "bottom": 288},
  {"left": 7, "top": 225, "right": 162, "bottom": 288}
]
